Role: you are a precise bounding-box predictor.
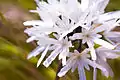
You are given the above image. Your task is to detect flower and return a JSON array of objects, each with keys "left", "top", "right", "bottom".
[
  {"left": 26, "top": 33, "right": 72, "bottom": 67},
  {"left": 24, "top": 0, "right": 120, "bottom": 80},
  {"left": 93, "top": 47, "right": 120, "bottom": 79},
  {"left": 58, "top": 0, "right": 111, "bottom": 40},
  {"left": 43, "top": 36, "right": 72, "bottom": 67},
  {"left": 58, "top": 49, "right": 106, "bottom": 80},
  {"left": 69, "top": 25, "right": 115, "bottom": 60},
  {"left": 26, "top": 35, "right": 59, "bottom": 67}
]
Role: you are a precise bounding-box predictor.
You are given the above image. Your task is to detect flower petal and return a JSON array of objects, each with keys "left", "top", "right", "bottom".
[
  {"left": 94, "top": 39, "right": 115, "bottom": 49},
  {"left": 23, "top": 20, "right": 45, "bottom": 26},
  {"left": 97, "top": 58, "right": 113, "bottom": 77},
  {"left": 27, "top": 46, "right": 45, "bottom": 59},
  {"left": 43, "top": 46, "right": 61, "bottom": 67},
  {"left": 57, "top": 63, "right": 71, "bottom": 77},
  {"left": 26, "top": 36, "right": 36, "bottom": 43},
  {"left": 78, "top": 64, "right": 86, "bottom": 80},
  {"left": 97, "top": 11, "right": 120, "bottom": 23},
  {"left": 37, "top": 37, "right": 58, "bottom": 45},
  {"left": 84, "top": 63, "right": 90, "bottom": 71},
  {"left": 85, "top": 59, "right": 106, "bottom": 72},
  {"left": 80, "top": 0, "right": 89, "bottom": 11},
  {"left": 105, "top": 32, "right": 120, "bottom": 38},
  {"left": 59, "top": 48, "right": 68, "bottom": 66},
  {"left": 105, "top": 52, "right": 120, "bottom": 59},
  {"left": 69, "top": 33, "right": 83, "bottom": 40},
  {"left": 87, "top": 41, "right": 96, "bottom": 60},
  {"left": 97, "top": 0, "right": 109, "bottom": 13},
  {"left": 47, "top": 0, "right": 59, "bottom": 4},
  {"left": 37, "top": 45, "right": 50, "bottom": 67}
]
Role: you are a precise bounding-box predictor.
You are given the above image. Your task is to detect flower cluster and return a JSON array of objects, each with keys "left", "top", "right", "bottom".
[{"left": 24, "top": 0, "right": 120, "bottom": 80}]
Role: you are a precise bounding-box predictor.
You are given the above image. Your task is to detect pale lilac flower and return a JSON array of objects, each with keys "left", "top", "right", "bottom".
[
  {"left": 24, "top": 25, "right": 72, "bottom": 67},
  {"left": 58, "top": 49, "right": 106, "bottom": 80},
  {"left": 93, "top": 47, "right": 120, "bottom": 80},
  {"left": 69, "top": 25, "right": 115, "bottom": 60},
  {"left": 24, "top": 15, "right": 75, "bottom": 36},
  {"left": 59, "top": 0, "right": 111, "bottom": 40},
  {"left": 43, "top": 36, "right": 72, "bottom": 67},
  {"left": 27, "top": 34, "right": 72, "bottom": 67},
  {"left": 95, "top": 18, "right": 120, "bottom": 44},
  {"left": 96, "top": 11, "right": 120, "bottom": 24},
  {"left": 23, "top": 0, "right": 120, "bottom": 80}
]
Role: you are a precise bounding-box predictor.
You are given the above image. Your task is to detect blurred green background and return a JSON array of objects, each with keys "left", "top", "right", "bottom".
[{"left": 0, "top": 0, "right": 120, "bottom": 80}]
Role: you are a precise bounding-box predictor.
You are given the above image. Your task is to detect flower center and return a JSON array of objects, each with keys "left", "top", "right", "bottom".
[{"left": 83, "top": 33, "right": 91, "bottom": 38}]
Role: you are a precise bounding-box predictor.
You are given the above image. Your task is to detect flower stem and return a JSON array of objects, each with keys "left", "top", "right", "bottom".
[{"left": 55, "top": 60, "right": 62, "bottom": 80}]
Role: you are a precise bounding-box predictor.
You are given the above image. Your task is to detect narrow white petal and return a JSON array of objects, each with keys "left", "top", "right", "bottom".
[
  {"left": 101, "top": 19, "right": 117, "bottom": 32},
  {"left": 29, "top": 10, "right": 38, "bottom": 13},
  {"left": 58, "top": 49, "right": 68, "bottom": 66},
  {"left": 58, "top": 64, "right": 71, "bottom": 77},
  {"left": 97, "top": 11, "right": 120, "bottom": 23},
  {"left": 93, "top": 25, "right": 107, "bottom": 33},
  {"left": 69, "top": 33, "right": 83, "bottom": 40},
  {"left": 105, "top": 52, "right": 120, "bottom": 59},
  {"left": 93, "top": 19, "right": 116, "bottom": 33},
  {"left": 87, "top": 41, "right": 96, "bottom": 60},
  {"left": 68, "top": 0, "right": 78, "bottom": 7},
  {"left": 94, "top": 39, "right": 115, "bottom": 49},
  {"left": 86, "top": 59, "right": 106, "bottom": 72},
  {"left": 71, "top": 62, "right": 77, "bottom": 72},
  {"left": 98, "top": 59, "right": 113, "bottom": 77},
  {"left": 37, "top": 45, "right": 49, "bottom": 67},
  {"left": 90, "top": 48, "right": 96, "bottom": 60},
  {"left": 26, "top": 36, "right": 36, "bottom": 43},
  {"left": 80, "top": 0, "right": 89, "bottom": 11},
  {"left": 62, "top": 56, "right": 67, "bottom": 66},
  {"left": 78, "top": 64, "right": 86, "bottom": 80},
  {"left": 97, "top": 0, "right": 109, "bottom": 13},
  {"left": 47, "top": 0, "right": 58, "bottom": 4},
  {"left": 43, "top": 47, "right": 61, "bottom": 67},
  {"left": 60, "top": 0, "right": 67, "bottom": 3},
  {"left": 23, "top": 20, "right": 45, "bottom": 26},
  {"left": 84, "top": 63, "right": 90, "bottom": 71},
  {"left": 105, "top": 32, "right": 120, "bottom": 38},
  {"left": 37, "top": 37, "right": 58, "bottom": 45},
  {"left": 27, "top": 46, "right": 45, "bottom": 59}
]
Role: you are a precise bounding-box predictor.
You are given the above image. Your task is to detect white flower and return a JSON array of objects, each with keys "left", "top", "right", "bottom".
[
  {"left": 25, "top": 27, "right": 72, "bottom": 67},
  {"left": 26, "top": 36, "right": 59, "bottom": 67},
  {"left": 102, "top": 19, "right": 120, "bottom": 44},
  {"left": 104, "top": 31, "right": 120, "bottom": 44},
  {"left": 93, "top": 47, "right": 120, "bottom": 79},
  {"left": 29, "top": 34, "right": 72, "bottom": 67},
  {"left": 43, "top": 36, "right": 72, "bottom": 67},
  {"left": 96, "top": 11, "right": 120, "bottom": 24},
  {"left": 58, "top": 49, "right": 106, "bottom": 80},
  {"left": 69, "top": 25, "right": 115, "bottom": 60},
  {"left": 95, "top": 18, "right": 120, "bottom": 44},
  {"left": 24, "top": 12, "right": 76, "bottom": 39},
  {"left": 52, "top": 15, "right": 75, "bottom": 35},
  {"left": 59, "top": 0, "right": 110, "bottom": 40},
  {"left": 23, "top": 0, "right": 120, "bottom": 80}
]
